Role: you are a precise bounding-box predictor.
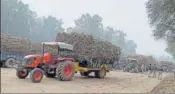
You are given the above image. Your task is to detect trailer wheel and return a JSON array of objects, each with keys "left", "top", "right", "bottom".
[
  {"left": 45, "top": 72, "right": 56, "bottom": 78},
  {"left": 95, "top": 68, "right": 106, "bottom": 78},
  {"left": 56, "top": 61, "right": 75, "bottom": 81},
  {"left": 16, "top": 69, "right": 28, "bottom": 79},
  {"left": 5, "top": 58, "right": 16, "bottom": 68},
  {"left": 30, "top": 68, "right": 44, "bottom": 83}
]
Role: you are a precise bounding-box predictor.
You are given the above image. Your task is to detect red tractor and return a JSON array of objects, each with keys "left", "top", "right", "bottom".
[{"left": 15, "top": 42, "right": 75, "bottom": 83}]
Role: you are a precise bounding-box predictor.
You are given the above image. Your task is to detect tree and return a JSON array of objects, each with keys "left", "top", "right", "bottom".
[
  {"left": 40, "top": 16, "right": 64, "bottom": 41},
  {"left": 74, "top": 13, "right": 104, "bottom": 38},
  {"left": 146, "top": 0, "right": 175, "bottom": 59},
  {"left": 124, "top": 40, "right": 137, "bottom": 55},
  {"left": 1, "top": 0, "right": 64, "bottom": 42},
  {"left": 104, "top": 26, "right": 115, "bottom": 42},
  {"left": 1, "top": 0, "right": 34, "bottom": 38}
]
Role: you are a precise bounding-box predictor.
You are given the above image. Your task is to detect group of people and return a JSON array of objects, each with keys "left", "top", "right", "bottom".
[
  {"left": 122, "top": 63, "right": 164, "bottom": 80},
  {"left": 148, "top": 64, "right": 164, "bottom": 80}
]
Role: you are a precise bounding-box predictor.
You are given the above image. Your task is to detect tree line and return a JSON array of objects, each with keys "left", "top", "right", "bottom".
[
  {"left": 146, "top": 0, "right": 175, "bottom": 59},
  {"left": 1, "top": 0, "right": 137, "bottom": 55}
]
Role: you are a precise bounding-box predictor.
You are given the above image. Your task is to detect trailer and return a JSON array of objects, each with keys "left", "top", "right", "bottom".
[
  {"left": 1, "top": 32, "right": 32, "bottom": 68},
  {"left": 74, "top": 61, "right": 113, "bottom": 78},
  {"left": 0, "top": 51, "right": 26, "bottom": 68}
]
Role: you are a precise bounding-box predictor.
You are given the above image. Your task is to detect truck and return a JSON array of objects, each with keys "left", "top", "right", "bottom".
[
  {"left": 1, "top": 33, "right": 32, "bottom": 68},
  {"left": 0, "top": 51, "right": 26, "bottom": 67}
]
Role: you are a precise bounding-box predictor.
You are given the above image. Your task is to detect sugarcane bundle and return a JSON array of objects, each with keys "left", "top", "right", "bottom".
[
  {"left": 29, "top": 43, "right": 42, "bottom": 54},
  {"left": 56, "top": 32, "right": 121, "bottom": 66},
  {"left": 1, "top": 32, "right": 32, "bottom": 54},
  {"left": 127, "top": 55, "right": 157, "bottom": 65}
]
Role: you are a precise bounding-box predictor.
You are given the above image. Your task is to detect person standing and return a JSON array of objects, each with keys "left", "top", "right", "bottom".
[
  {"left": 173, "top": 68, "right": 175, "bottom": 78},
  {"left": 123, "top": 64, "right": 126, "bottom": 72},
  {"left": 153, "top": 64, "right": 157, "bottom": 78},
  {"left": 174, "top": 69, "right": 175, "bottom": 78},
  {"left": 158, "top": 66, "right": 163, "bottom": 80},
  {"left": 148, "top": 64, "right": 152, "bottom": 77},
  {"left": 141, "top": 64, "right": 145, "bottom": 73}
]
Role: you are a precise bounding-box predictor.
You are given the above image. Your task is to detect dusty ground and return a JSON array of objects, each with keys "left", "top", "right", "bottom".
[
  {"left": 0, "top": 68, "right": 170, "bottom": 93},
  {"left": 150, "top": 74, "right": 175, "bottom": 93}
]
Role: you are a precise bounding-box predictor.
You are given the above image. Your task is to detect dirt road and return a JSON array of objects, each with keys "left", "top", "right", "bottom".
[
  {"left": 1, "top": 68, "right": 169, "bottom": 93},
  {"left": 150, "top": 74, "right": 175, "bottom": 93}
]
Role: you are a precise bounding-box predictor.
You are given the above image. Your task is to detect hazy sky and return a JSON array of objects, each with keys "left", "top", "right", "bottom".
[{"left": 21, "top": 0, "right": 170, "bottom": 57}]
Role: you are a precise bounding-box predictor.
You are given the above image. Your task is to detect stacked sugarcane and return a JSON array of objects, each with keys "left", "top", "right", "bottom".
[
  {"left": 56, "top": 32, "right": 121, "bottom": 68},
  {"left": 1, "top": 32, "right": 32, "bottom": 54},
  {"left": 127, "top": 55, "right": 157, "bottom": 65},
  {"left": 30, "top": 43, "right": 42, "bottom": 54},
  {"left": 126, "top": 55, "right": 157, "bottom": 71},
  {"left": 159, "top": 61, "right": 173, "bottom": 72}
]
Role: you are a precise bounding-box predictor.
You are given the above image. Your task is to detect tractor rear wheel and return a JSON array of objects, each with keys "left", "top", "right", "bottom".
[
  {"left": 16, "top": 69, "right": 28, "bottom": 79},
  {"left": 30, "top": 68, "right": 44, "bottom": 83},
  {"left": 56, "top": 61, "right": 75, "bottom": 81},
  {"left": 95, "top": 68, "right": 106, "bottom": 78}
]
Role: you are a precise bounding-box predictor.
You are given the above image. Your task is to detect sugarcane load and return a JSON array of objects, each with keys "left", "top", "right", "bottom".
[
  {"left": 55, "top": 32, "right": 121, "bottom": 68},
  {"left": 0, "top": 32, "right": 32, "bottom": 67}
]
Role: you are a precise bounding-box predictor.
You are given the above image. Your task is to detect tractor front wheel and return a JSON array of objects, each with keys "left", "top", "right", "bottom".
[
  {"left": 30, "top": 68, "right": 44, "bottom": 83},
  {"left": 56, "top": 61, "right": 75, "bottom": 81},
  {"left": 16, "top": 69, "right": 28, "bottom": 79}
]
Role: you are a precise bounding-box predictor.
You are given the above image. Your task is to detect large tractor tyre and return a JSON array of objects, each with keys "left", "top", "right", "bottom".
[
  {"left": 56, "top": 61, "right": 75, "bottom": 81},
  {"left": 80, "top": 71, "right": 89, "bottom": 76},
  {"left": 5, "top": 58, "right": 16, "bottom": 68},
  {"left": 95, "top": 68, "right": 106, "bottom": 78},
  {"left": 16, "top": 69, "right": 29, "bottom": 79},
  {"left": 30, "top": 68, "right": 44, "bottom": 83},
  {"left": 45, "top": 72, "right": 56, "bottom": 78}
]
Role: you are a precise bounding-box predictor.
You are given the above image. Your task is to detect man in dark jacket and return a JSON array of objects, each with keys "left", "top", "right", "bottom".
[
  {"left": 123, "top": 64, "right": 126, "bottom": 72},
  {"left": 148, "top": 64, "right": 152, "bottom": 77},
  {"left": 152, "top": 64, "right": 157, "bottom": 78}
]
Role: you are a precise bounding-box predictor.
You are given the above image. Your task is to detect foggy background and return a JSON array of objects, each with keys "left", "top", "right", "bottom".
[{"left": 1, "top": 0, "right": 173, "bottom": 60}]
